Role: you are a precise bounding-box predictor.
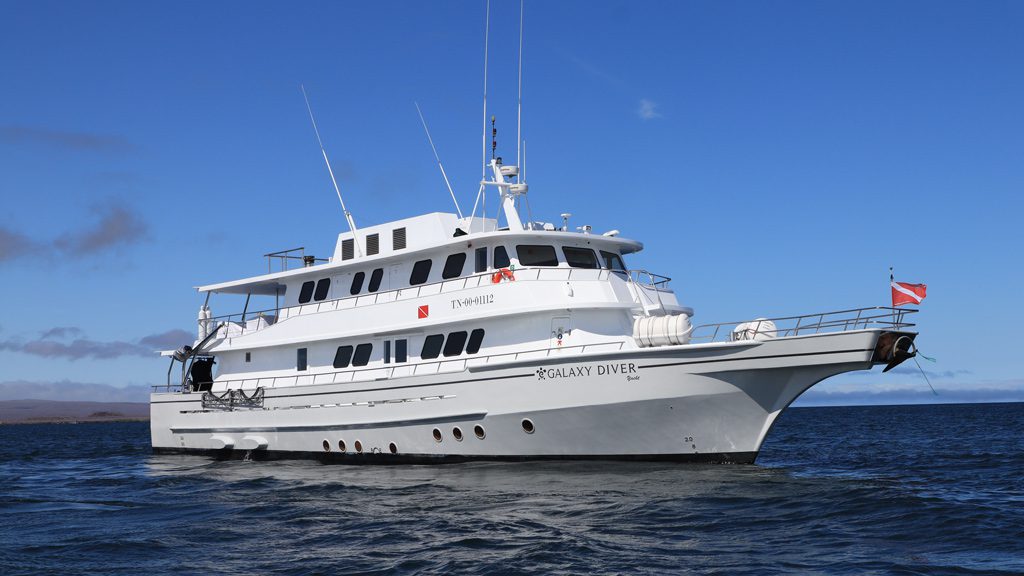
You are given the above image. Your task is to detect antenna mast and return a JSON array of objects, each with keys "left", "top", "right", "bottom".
[
  {"left": 480, "top": 0, "right": 491, "bottom": 180},
  {"left": 301, "top": 85, "right": 362, "bottom": 257},
  {"left": 415, "top": 102, "right": 463, "bottom": 218},
  {"left": 516, "top": 0, "right": 524, "bottom": 179}
]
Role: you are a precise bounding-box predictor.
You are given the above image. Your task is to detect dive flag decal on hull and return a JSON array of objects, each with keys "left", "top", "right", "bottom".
[{"left": 417, "top": 305, "right": 429, "bottom": 319}]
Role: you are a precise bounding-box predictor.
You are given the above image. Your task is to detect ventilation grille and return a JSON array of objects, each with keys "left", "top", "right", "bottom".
[
  {"left": 393, "top": 227, "right": 407, "bottom": 250},
  {"left": 342, "top": 239, "right": 354, "bottom": 260},
  {"left": 366, "top": 233, "right": 379, "bottom": 256}
]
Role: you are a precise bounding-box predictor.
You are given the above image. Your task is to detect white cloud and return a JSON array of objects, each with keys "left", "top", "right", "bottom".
[{"left": 637, "top": 98, "right": 662, "bottom": 120}]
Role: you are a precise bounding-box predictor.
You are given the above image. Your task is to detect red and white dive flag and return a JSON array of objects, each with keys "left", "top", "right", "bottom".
[{"left": 891, "top": 281, "right": 927, "bottom": 306}]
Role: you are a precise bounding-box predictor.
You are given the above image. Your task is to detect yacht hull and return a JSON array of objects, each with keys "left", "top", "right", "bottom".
[{"left": 151, "top": 329, "right": 903, "bottom": 464}]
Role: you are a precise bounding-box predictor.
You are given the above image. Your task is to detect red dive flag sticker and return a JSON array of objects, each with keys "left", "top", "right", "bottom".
[
  {"left": 891, "top": 281, "right": 927, "bottom": 306},
  {"left": 417, "top": 305, "right": 430, "bottom": 319}
]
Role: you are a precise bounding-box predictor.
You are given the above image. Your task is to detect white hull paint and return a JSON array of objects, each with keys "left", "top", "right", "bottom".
[{"left": 152, "top": 330, "right": 885, "bottom": 463}]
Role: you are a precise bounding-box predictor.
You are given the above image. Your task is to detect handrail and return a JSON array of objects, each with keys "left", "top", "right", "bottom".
[
  {"left": 264, "top": 247, "right": 330, "bottom": 273},
  {"left": 151, "top": 340, "right": 626, "bottom": 394},
  {"left": 689, "top": 306, "right": 917, "bottom": 343}
]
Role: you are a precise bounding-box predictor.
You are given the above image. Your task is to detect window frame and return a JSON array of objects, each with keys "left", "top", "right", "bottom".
[
  {"left": 442, "top": 253, "right": 467, "bottom": 279},
  {"left": 313, "top": 278, "right": 331, "bottom": 301},
  {"left": 562, "top": 247, "right": 600, "bottom": 269},
  {"left": 516, "top": 245, "right": 559, "bottom": 267},
  {"left": 409, "top": 259, "right": 432, "bottom": 285},
  {"left": 466, "top": 328, "right": 485, "bottom": 354},
  {"left": 368, "top": 268, "right": 384, "bottom": 292},
  {"left": 350, "top": 271, "right": 366, "bottom": 295},
  {"left": 297, "top": 348, "right": 308, "bottom": 371},
  {"left": 421, "top": 334, "right": 444, "bottom": 359},
  {"left": 443, "top": 331, "right": 469, "bottom": 357},
  {"left": 333, "top": 345, "right": 354, "bottom": 368},
  {"left": 352, "top": 343, "right": 373, "bottom": 367},
  {"left": 298, "top": 281, "right": 315, "bottom": 304}
]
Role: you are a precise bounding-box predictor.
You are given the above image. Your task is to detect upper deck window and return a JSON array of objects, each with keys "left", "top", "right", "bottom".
[
  {"left": 442, "top": 253, "right": 466, "bottom": 279},
  {"left": 443, "top": 331, "right": 468, "bottom": 357},
  {"left": 474, "top": 247, "right": 487, "bottom": 273},
  {"left": 563, "top": 247, "right": 599, "bottom": 269},
  {"left": 314, "top": 278, "right": 331, "bottom": 301},
  {"left": 298, "top": 281, "right": 315, "bottom": 304},
  {"left": 421, "top": 334, "right": 444, "bottom": 359},
  {"left": 494, "top": 246, "right": 510, "bottom": 269},
  {"left": 368, "top": 268, "right": 384, "bottom": 292},
  {"left": 516, "top": 245, "right": 559, "bottom": 267},
  {"left": 350, "top": 271, "right": 365, "bottom": 295},
  {"left": 466, "top": 328, "right": 485, "bottom": 354},
  {"left": 600, "top": 250, "right": 627, "bottom": 272},
  {"left": 352, "top": 343, "right": 373, "bottom": 367},
  {"left": 333, "top": 345, "right": 354, "bottom": 368},
  {"left": 410, "top": 259, "right": 432, "bottom": 285}
]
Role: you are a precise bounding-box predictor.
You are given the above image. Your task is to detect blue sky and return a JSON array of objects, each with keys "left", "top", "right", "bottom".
[{"left": 0, "top": 1, "right": 1021, "bottom": 405}]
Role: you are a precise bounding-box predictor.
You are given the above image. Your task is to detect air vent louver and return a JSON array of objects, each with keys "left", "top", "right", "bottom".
[
  {"left": 342, "top": 239, "right": 354, "bottom": 260},
  {"left": 366, "top": 233, "right": 379, "bottom": 256},
  {"left": 393, "top": 227, "right": 407, "bottom": 250}
]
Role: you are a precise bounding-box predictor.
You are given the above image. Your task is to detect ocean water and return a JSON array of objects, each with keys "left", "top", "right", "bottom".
[{"left": 1, "top": 403, "right": 1022, "bottom": 575}]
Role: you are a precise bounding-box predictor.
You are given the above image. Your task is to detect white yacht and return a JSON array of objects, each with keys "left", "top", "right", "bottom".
[{"left": 151, "top": 154, "right": 920, "bottom": 463}]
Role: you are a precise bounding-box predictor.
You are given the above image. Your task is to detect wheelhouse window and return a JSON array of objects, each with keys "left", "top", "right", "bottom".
[
  {"left": 563, "top": 247, "right": 599, "bottom": 269},
  {"left": 443, "top": 331, "right": 468, "bottom": 357},
  {"left": 421, "top": 334, "right": 444, "bottom": 360},
  {"left": 442, "top": 253, "right": 467, "bottom": 279},
  {"left": 466, "top": 328, "right": 485, "bottom": 354},
  {"left": 600, "top": 250, "right": 627, "bottom": 276},
  {"left": 297, "top": 348, "right": 308, "bottom": 371},
  {"left": 475, "top": 247, "right": 487, "bottom": 273},
  {"left": 314, "top": 278, "right": 331, "bottom": 301},
  {"left": 350, "top": 271, "right": 365, "bottom": 295},
  {"left": 516, "top": 245, "right": 558, "bottom": 267},
  {"left": 368, "top": 268, "right": 384, "bottom": 292},
  {"left": 410, "top": 259, "right": 432, "bottom": 285},
  {"left": 298, "top": 281, "right": 315, "bottom": 304},
  {"left": 395, "top": 339, "right": 408, "bottom": 363},
  {"left": 333, "top": 345, "right": 354, "bottom": 368},
  {"left": 494, "top": 246, "right": 510, "bottom": 269},
  {"left": 352, "top": 343, "right": 373, "bottom": 367}
]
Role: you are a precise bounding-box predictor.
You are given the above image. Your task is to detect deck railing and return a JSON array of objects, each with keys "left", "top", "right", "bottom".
[{"left": 689, "top": 306, "right": 918, "bottom": 344}]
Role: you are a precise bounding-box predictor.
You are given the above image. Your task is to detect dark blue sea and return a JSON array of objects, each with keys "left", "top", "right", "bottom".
[{"left": 1, "top": 403, "right": 1022, "bottom": 575}]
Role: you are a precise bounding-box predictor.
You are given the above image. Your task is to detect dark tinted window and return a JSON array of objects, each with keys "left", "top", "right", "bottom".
[
  {"left": 298, "top": 281, "right": 315, "bottom": 304},
  {"left": 516, "top": 245, "right": 559, "bottom": 266},
  {"left": 563, "top": 247, "right": 599, "bottom": 269},
  {"left": 297, "top": 348, "right": 308, "bottom": 371},
  {"left": 421, "top": 334, "right": 444, "bottom": 359},
  {"left": 475, "top": 247, "right": 487, "bottom": 273},
  {"left": 443, "top": 331, "right": 468, "bottom": 357},
  {"left": 466, "top": 329, "right": 485, "bottom": 354},
  {"left": 494, "top": 246, "right": 510, "bottom": 268},
  {"left": 352, "top": 343, "right": 372, "bottom": 367},
  {"left": 410, "top": 259, "right": 432, "bottom": 285},
  {"left": 314, "top": 278, "right": 331, "bottom": 301},
  {"left": 442, "top": 253, "right": 466, "bottom": 279},
  {"left": 350, "top": 271, "right": 365, "bottom": 295},
  {"left": 395, "top": 339, "right": 407, "bottom": 363},
  {"left": 333, "top": 345, "right": 354, "bottom": 368},
  {"left": 600, "top": 250, "right": 626, "bottom": 271},
  {"left": 368, "top": 268, "right": 383, "bottom": 292},
  {"left": 383, "top": 340, "right": 391, "bottom": 364}
]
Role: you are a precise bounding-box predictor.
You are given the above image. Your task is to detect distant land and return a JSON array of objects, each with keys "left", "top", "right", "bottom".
[{"left": 0, "top": 400, "right": 149, "bottom": 425}]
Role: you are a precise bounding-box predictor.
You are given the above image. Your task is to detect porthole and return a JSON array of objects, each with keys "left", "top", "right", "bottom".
[
  {"left": 322, "top": 439, "right": 331, "bottom": 452},
  {"left": 474, "top": 425, "right": 486, "bottom": 440},
  {"left": 389, "top": 442, "right": 398, "bottom": 454},
  {"left": 338, "top": 439, "right": 346, "bottom": 452},
  {"left": 452, "top": 427, "right": 464, "bottom": 442},
  {"left": 521, "top": 418, "right": 535, "bottom": 434},
  {"left": 432, "top": 428, "right": 443, "bottom": 442},
  {"left": 354, "top": 440, "right": 363, "bottom": 453}
]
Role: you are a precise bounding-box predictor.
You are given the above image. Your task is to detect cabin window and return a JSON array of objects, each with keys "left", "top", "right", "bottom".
[
  {"left": 494, "top": 246, "right": 510, "bottom": 268},
  {"left": 393, "top": 227, "right": 407, "bottom": 250},
  {"left": 516, "top": 245, "right": 559, "bottom": 267},
  {"left": 475, "top": 247, "right": 487, "bottom": 273},
  {"left": 368, "top": 268, "right": 384, "bottom": 292},
  {"left": 410, "top": 259, "right": 432, "bottom": 285},
  {"left": 442, "top": 253, "right": 466, "bottom": 279},
  {"left": 297, "top": 348, "right": 308, "bottom": 371},
  {"left": 443, "top": 331, "right": 468, "bottom": 357},
  {"left": 563, "top": 247, "right": 599, "bottom": 269},
  {"left": 245, "top": 352, "right": 251, "bottom": 363},
  {"left": 466, "top": 329, "right": 485, "bottom": 354},
  {"left": 352, "top": 343, "right": 373, "bottom": 367},
  {"left": 600, "top": 250, "right": 627, "bottom": 276},
  {"left": 366, "top": 233, "right": 380, "bottom": 256},
  {"left": 298, "top": 281, "right": 315, "bottom": 304},
  {"left": 395, "top": 339, "right": 408, "bottom": 363},
  {"left": 350, "top": 271, "right": 365, "bottom": 295},
  {"left": 383, "top": 340, "right": 391, "bottom": 364},
  {"left": 333, "top": 345, "right": 354, "bottom": 368},
  {"left": 421, "top": 334, "right": 444, "bottom": 360},
  {"left": 314, "top": 278, "right": 331, "bottom": 301}
]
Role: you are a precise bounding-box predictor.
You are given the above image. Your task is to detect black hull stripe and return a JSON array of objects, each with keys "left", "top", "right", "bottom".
[
  {"left": 152, "top": 446, "right": 759, "bottom": 465},
  {"left": 152, "top": 348, "right": 873, "bottom": 405}
]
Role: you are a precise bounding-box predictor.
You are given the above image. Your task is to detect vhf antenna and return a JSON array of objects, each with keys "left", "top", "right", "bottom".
[
  {"left": 516, "top": 0, "right": 524, "bottom": 181},
  {"left": 301, "top": 84, "right": 362, "bottom": 257},
  {"left": 415, "top": 101, "right": 463, "bottom": 218},
  {"left": 480, "top": 0, "right": 491, "bottom": 179}
]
